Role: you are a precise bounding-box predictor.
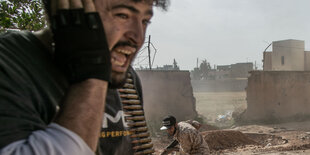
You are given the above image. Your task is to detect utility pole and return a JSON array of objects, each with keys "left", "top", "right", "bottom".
[
  {"left": 263, "top": 42, "right": 272, "bottom": 70},
  {"left": 147, "top": 35, "right": 152, "bottom": 70},
  {"left": 196, "top": 58, "right": 199, "bottom": 68}
]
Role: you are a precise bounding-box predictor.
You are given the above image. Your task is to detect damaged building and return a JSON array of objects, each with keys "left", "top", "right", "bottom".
[
  {"left": 242, "top": 39, "right": 310, "bottom": 122},
  {"left": 191, "top": 62, "right": 253, "bottom": 92},
  {"left": 136, "top": 65, "right": 197, "bottom": 132}
]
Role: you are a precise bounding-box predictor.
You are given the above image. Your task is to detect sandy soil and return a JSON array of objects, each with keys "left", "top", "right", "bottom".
[
  {"left": 152, "top": 92, "right": 310, "bottom": 154},
  {"left": 153, "top": 120, "right": 310, "bottom": 154}
]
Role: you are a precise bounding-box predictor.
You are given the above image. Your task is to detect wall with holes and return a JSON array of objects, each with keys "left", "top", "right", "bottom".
[
  {"left": 242, "top": 71, "right": 310, "bottom": 122},
  {"left": 136, "top": 70, "right": 198, "bottom": 131}
]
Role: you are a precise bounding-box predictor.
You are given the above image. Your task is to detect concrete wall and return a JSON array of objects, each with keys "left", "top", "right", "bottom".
[
  {"left": 136, "top": 70, "right": 198, "bottom": 125},
  {"left": 191, "top": 79, "right": 248, "bottom": 92},
  {"left": 305, "top": 51, "right": 310, "bottom": 71},
  {"left": 242, "top": 71, "right": 310, "bottom": 121},
  {"left": 263, "top": 52, "right": 272, "bottom": 71},
  {"left": 272, "top": 40, "right": 305, "bottom": 71},
  {"left": 231, "top": 63, "right": 253, "bottom": 78}
]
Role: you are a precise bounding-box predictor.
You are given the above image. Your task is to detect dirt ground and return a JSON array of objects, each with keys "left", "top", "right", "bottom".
[
  {"left": 153, "top": 121, "right": 310, "bottom": 154},
  {"left": 194, "top": 92, "right": 246, "bottom": 127},
  {"left": 152, "top": 92, "right": 310, "bottom": 154}
]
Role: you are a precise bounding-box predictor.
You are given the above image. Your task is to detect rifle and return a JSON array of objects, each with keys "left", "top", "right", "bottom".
[{"left": 160, "top": 140, "right": 179, "bottom": 155}]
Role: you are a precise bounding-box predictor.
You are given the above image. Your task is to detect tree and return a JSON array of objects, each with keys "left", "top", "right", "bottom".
[
  {"left": 0, "top": 0, "right": 46, "bottom": 32},
  {"left": 173, "top": 59, "right": 180, "bottom": 70},
  {"left": 199, "top": 59, "right": 211, "bottom": 80},
  {"left": 191, "top": 59, "right": 212, "bottom": 80}
]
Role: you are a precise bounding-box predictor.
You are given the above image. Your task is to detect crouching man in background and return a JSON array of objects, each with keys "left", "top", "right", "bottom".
[{"left": 160, "top": 115, "right": 210, "bottom": 155}]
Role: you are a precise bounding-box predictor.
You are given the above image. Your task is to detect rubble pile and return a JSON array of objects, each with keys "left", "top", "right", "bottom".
[
  {"left": 154, "top": 122, "right": 310, "bottom": 154},
  {"left": 244, "top": 133, "right": 285, "bottom": 146},
  {"left": 202, "top": 130, "right": 258, "bottom": 151},
  {"left": 199, "top": 124, "right": 219, "bottom": 131}
]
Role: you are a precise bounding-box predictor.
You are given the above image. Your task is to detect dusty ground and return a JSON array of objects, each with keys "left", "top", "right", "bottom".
[
  {"left": 194, "top": 92, "right": 246, "bottom": 127},
  {"left": 152, "top": 92, "right": 310, "bottom": 154},
  {"left": 153, "top": 121, "right": 310, "bottom": 154}
]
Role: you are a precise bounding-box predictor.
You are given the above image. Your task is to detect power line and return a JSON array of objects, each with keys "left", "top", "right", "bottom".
[{"left": 134, "top": 35, "right": 158, "bottom": 69}]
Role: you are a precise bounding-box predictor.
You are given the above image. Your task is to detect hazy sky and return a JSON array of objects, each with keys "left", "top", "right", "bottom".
[{"left": 133, "top": 0, "right": 310, "bottom": 70}]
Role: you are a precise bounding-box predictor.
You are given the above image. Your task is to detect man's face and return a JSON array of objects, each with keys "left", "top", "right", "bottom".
[
  {"left": 166, "top": 125, "right": 175, "bottom": 136},
  {"left": 95, "top": 0, "right": 153, "bottom": 87}
]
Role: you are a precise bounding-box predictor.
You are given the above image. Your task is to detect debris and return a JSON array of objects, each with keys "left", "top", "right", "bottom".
[
  {"left": 215, "top": 111, "right": 233, "bottom": 123},
  {"left": 202, "top": 130, "right": 258, "bottom": 151}
]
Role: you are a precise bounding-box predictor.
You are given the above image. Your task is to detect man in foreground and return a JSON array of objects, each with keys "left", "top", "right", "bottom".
[
  {"left": 0, "top": 0, "right": 169, "bottom": 154},
  {"left": 160, "top": 115, "right": 210, "bottom": 155}
]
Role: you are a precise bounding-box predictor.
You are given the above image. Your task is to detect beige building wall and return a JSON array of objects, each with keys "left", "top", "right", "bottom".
[
  {"left": 305, "top": 51, "right": 310, "bottom": 71},
  {"left": 271, "top": 39, "right": 305, "bottom": 71},
  {"left": 231, "top": 63, "right": 253, "bottom": 78},
  {"left": 242, "top": 71, "right": 310, "bottom": 121},
  {"left": 191, "top": 79, "right": 248, "bottom": 92},
  {"left": 136, "top": 70, "right": 197, "bottom": 131},
  {"left": 263, "top": 52, "right": 272, "bottom": 71}
]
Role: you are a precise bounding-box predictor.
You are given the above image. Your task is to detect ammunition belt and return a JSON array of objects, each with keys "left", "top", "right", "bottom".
[{"left": 118, "top": 73, "right": 154, "bottom": 155}]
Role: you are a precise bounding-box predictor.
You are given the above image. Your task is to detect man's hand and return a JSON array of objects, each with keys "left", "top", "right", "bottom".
[
  {"left": 51, "top": 0, "right": 111, "bottom": 84},
  {"left": 50, "top": 0, "right": 109, "bottom": 151}
]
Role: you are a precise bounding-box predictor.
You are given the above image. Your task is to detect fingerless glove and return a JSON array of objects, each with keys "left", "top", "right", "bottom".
[{"left": 51, "top": 9, "right": 111, "bottom": 84}]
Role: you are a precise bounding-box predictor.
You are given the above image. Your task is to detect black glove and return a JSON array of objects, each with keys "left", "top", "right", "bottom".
[{"left": 51, "top": 9, "right": 111, "bottom": 84}]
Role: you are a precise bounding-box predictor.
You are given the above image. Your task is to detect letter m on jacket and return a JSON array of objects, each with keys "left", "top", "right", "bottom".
[{"left": 102, "top": 111, "right": 129, "bottom": 128}]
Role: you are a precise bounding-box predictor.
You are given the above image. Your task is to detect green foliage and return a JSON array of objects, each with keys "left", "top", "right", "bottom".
[
  {"left": 0, "top": 0, "right": 46, "bottom": 32},
  {"left": 191, "top": 59, "right": 212, "bottom": 80}
]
